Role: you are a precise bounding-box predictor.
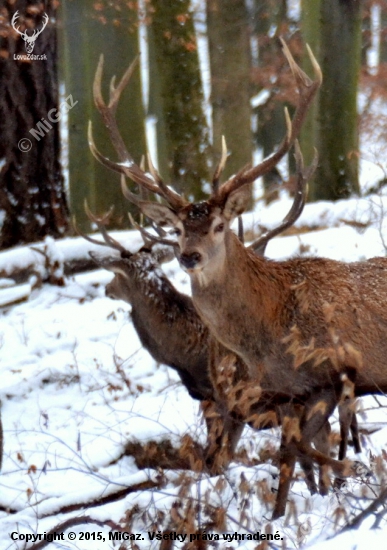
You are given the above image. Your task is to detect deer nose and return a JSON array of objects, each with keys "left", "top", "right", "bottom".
[{"left": 180, "top": 252, "right": 202, "bottom": 269}]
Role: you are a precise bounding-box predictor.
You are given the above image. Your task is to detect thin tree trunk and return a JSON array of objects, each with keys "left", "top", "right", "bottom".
[
  {"left": 0, "top": 1, "right": 69, "bottom": 249},
  {"left": 149, "top": 0, "right": 210, "bottom": 199},
  {"left": 311, "top": 0, "right": 361, "bottom": 201},
  {"left": 300, "top": 0, "right": 321, "bottom": 170},
  {"left": 207, "top": 0, "right": 252, "bottom": 182},
  {"left": 252, "top": 0, "right": 288, "bottom": 199},
  {"left": 60, "top": 1, "right": 145, "bottom": 231},
  {"left": 147, "top": 23, "right": 170, "bottom": 181},
  {"left": 380, "top": 1, "right": 387, "bottom": 63}
]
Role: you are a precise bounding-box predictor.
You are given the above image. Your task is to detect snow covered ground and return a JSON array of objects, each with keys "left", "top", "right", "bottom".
[{"left": 2, "top": 188, "right": 387, "bottom": 549}]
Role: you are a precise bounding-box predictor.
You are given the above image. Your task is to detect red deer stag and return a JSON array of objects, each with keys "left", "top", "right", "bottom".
[
  {"left": 80, "top": 197, "right": 343, "bottom": 498},
  {"left": 80, "top": 184, "right": 360, "bottom": 513},
  {"left": 88, "top": 41, "right": 369, "bottom": 518}
]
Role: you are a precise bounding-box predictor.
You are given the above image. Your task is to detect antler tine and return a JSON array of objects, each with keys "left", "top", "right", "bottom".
[
  {"left": 147, "top": 153, "right": 187, "bottom": 210},
  {"left": 250, "top": 141, "right": 317, "bottom": 256},
  {"left": 128, "top": 213, "right": 179, "bottom": 250},
  {"left": 90, "top": 57, "right": 161, "bottom": 194},
  {"left": 84, "top": 199, "right": 113, "bottom": 225},
  {"left": 108, "top": 56, "right": 139, "bottom": 114},
  {"left": 217, "top": 39, "right": 322, "bottom": 202},
  {"left": 72, "top": 216, "right": 110, "bottom": 249},
  {"left": 83, "top": 200, "right": 129, "bottom": 255},
  {"left": 120, "top": 175, "right": 144, "bottom": 208},
  {"left": 151, "top": 221, "right": 168, "bottom": 237},
  {"left": 212, "top": 136, "right": 228, "bottom": 193},
  {"left": 90, "top": 56, "right": 187, "bottom": 210}
]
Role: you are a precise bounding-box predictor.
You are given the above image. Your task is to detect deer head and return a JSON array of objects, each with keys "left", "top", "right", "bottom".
[
  {"left": 88, "top": 39, "right": 321, "bottom": 282},
  {"left": 11, "top": 10, "right": 49, "bottom": 54}
]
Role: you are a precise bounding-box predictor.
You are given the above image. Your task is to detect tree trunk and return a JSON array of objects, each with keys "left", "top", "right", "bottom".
[
  {"left": 252, "top": 0, "right": 288, "bottom": 199},
  {"left": 149, "top": 0, "right": 210, "bottom": 199},
  {"left": 300, "top": 0, "right": 321, "bottom": 170},
  {"left": 60, "top": 0, "right": 146, "bottom": 231},
  {"left": 380, "top": 1, "right": 387, "bottom": 64},
  {"left": 147, "top": 23, "right": 170, "bottom": 182},
  {"left": 207, "top": 0, "right": 252, "bottom": 182},
  {"left": 0, "top": 1, "right": 69, "bottom": 249},
  {"left": 311, "top": 0, "right": 361, "bottom": 201}
]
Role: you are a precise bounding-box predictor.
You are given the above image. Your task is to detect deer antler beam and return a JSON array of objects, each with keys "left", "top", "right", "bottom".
[
  {"left": 217, "top": 39, "right": 322, "bottom": 200},
  {"left": 89, "top": 56, "right": 187, "bottom": 211},
  {"left": 250, "top": 142, "right": 318, "bottom": 255}
]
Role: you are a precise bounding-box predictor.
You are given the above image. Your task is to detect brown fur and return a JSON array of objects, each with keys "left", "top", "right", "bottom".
[
  {"left": 95, "top": 243, "right": 358, "bottom": 502},
  {"left": 139, "top": 193, "right": 373, "bottom": 518}
]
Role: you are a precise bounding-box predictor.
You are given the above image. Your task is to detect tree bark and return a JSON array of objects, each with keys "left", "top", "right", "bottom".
[
  {"left": 311, "top": 0, "right": 361, "bottom": 201},
  {"left": 252, "top": 0, "right": 289, "bottom": 199},
  {"left": 60, "top": 0, "right": 146, "bottom": 231},
  {"left": 207, "top": 0, "right": 252, "bottom": 183},
  {"left": 149, "top": 0, "right": 210, "bottom": 199},
  {"left": 0, "top": 1, "right": 69, "bottom": 249},
  {"left": 300, "top": 0, "right": 321, "bottom": 170}
]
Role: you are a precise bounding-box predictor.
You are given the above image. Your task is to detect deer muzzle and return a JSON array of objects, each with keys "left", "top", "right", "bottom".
[{"left": 180, "top": 251, "right": 202, "bottom": 270}]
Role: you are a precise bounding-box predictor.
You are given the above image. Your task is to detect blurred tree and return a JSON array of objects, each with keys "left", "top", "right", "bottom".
[
  {"left": 0, "top": 1, "right": 69, "bottom": 249},
  {"left": 148, "top": 0, "right": 210, "bottom": 199},
  {"left": 310, "top": 0, "right": 362, "bottom": 200},
  {"left": 361, "top": 1, "right": 372, "bottom": 66},
  {"left": 207, "top": 0, "right": 252, "bottom": 183},
  {"left": 381, "top": 1, "right": 387, "bottom": 62},
  {"left": 251, "top": 0, "right": 290, "bottom": 200},
  {"left": 300, "top": 0, "right": 320, "bottom": 170},
  {"left": 60, "top": 0, "right": 146, "bottom": 231},
  {"left": 147, "top": 20, "right": 170, "bottom": 186}
]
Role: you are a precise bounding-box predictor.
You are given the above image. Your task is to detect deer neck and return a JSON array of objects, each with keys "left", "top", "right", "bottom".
[{"left": 189, "top": 232, "right": 288, "bottom": 371}]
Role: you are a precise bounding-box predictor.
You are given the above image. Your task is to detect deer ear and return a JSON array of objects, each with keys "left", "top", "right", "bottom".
[
  {"left": 222, "top": 185, "right": 250, "bottom": 221},
  {"left": 140, "top": 202, "right": 179, "bottom": 227}
]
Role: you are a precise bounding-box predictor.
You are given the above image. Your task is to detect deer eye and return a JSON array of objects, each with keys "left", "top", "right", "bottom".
[
  {"left": 214, "top": 223, "right": 224, "bottom": 233},
  {"left": 172, "top": 228, "right": 182, "bottom": 236}
]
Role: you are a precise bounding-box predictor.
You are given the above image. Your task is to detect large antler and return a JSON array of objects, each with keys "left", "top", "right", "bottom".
[
  {"left": 250, "top": 142, "right": 318, "bottom": 256},
  {"left": 73, "top": 202, "right": 131, "bottom": 258},
  {"left": 214, "top": 39, "right": 322, "bottom": 204},
  {"left": 88, "top": 56, "right": 187, "bottom": 211},
  {"left": 75, "top": 199, "right": 178, "bottom": 259},
  {"left": 90, "top": 40, "right": 321, "bottom": 214}
]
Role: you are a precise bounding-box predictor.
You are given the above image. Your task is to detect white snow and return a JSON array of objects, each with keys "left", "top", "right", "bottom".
[{"left": 1, "top": 190, "right": 387, "bottom": 548}]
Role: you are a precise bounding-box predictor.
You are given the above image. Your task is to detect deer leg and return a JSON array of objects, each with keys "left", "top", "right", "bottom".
[
  {"left": 314, "top": 420, "right": 331, "bottom": 495},
  {"left": 272, "top": 433, "right": 297, "bottom": 519},
  {"left": 297, "top": 454, "right": 318, "bottom": 495},
  {"left": 338, "top": 401, "right": 351, "bottom": 461},
  {"left": 350, "top": 411, "right": 361, "bottom": 454},
  {"left": 272, "top": 403, "right": 302, "bottom": 519},
  {"left": 295, "top": 389, "right": 361, "bottom": 480},
  {"left": 334, "top": 400, "right": 361, "bottom": 489},
  {"left": 202, "top": 400, "right": 244, "bottom": 474},
  {"left": 338, "top": 402, "right": 361, "bottom": 458},
  {"left": 293, "top": 419, "right": 332, "bottom": 497}
]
